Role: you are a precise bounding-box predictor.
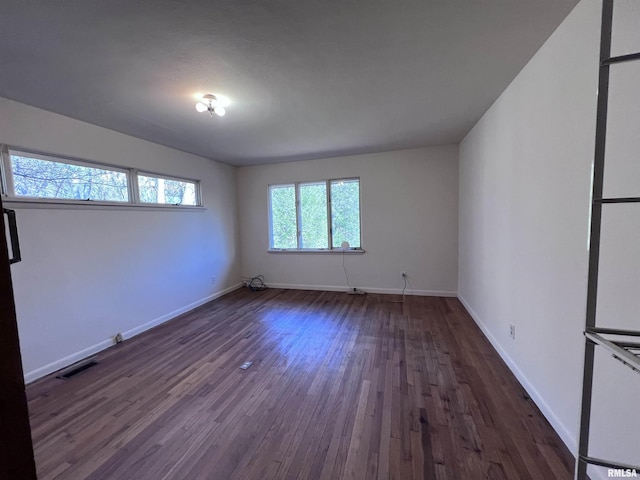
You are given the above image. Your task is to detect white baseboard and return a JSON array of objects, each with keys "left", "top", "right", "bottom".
[
  {"left": 24, "top": 283, "right": 243, "bottom": 384},
  {"left": 456, "top": 296, "right": 613, "bottom": 480},
  {"left": 456, "top": 294, "right": 580, "bottom": 458},
  {"left": 121, "top": 283, "right": 242, "bottom": 340},
  {"left": 267, "top": 283, "right": 457, "bottom": 297},
  {"left": 24, "top": 339, "right": 114, "bottom": 384}
]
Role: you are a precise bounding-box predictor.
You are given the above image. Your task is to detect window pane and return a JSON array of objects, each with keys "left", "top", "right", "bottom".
[
  {"left": 331, "top": 179, "right": 360, "bottom": 248},
  {"left": 138, "top": 174, "right": 197, "bottom": 205},
  {"left": 270, "top": 185, "right": 297, "bottom": 249},
  {"left": 300, "top": 182, "right": 328, "bottom": 249},
  {"left": 10, "top": 154, "right": 129, "bottom": 202}
]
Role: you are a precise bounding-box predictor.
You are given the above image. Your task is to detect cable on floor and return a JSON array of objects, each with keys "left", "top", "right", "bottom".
[
  {"left": 389, "top": 275, "right": 407, "bottom": 303},
  {"left": 243, "top": 275, "right": 268, "bottom": 291},
  {"left": 342, "top": 251, "right": 350, "bottom": 289}
]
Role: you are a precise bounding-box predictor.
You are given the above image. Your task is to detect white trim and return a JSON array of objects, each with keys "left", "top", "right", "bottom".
[
  {"left": 0, "top": 145, "right": 13, "bottom": 195},
  {"left": 456, "top": 296, "right": 609, "bottom": 480},
  {"left": 23, "top": 283, "right": 243, "bottom": 384},
  {"left": 268, "top": 177, "right": 361, "bottom": 250},
  {"left": 9, "top": 147, "right": 130, "bottom": 173},
  {"left": 136, "top": 171, "right": 201, "bottom": 207},
  {"left": 121, "top": 283, "right": 241, "bottom": 338},
  {"left": 135, "top": 169, "right": 201, "bottom": 186},
  {"left": 456, "top": 294, "right": 577, "bottom": 453},
  {"left": 2, "top": 196, "right": 206, "bottom": 211},
  {"left": 326, "top": 180, "right": 333, "bottom": 249},
  {"left": 266, "top": 283, "right": 457, "bottom": 297},
  {"left": 23, "top": 339, "right": 114, "bottom": 385},
  {"left": 366, "top": 287, "right": 457, "bottom": 297},
  {"left": 268, "top": 248, "right": 365, "bottom": 255},
  {"left": 2, "top": 143, "right": 203, "bottom": 208}
]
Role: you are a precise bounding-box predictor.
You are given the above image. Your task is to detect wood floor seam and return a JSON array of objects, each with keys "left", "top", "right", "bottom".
[{"left": 27, "top": 289, "right": 574, "bottom": 480}]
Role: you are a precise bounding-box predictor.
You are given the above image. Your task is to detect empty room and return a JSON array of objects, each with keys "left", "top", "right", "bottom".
[{"left": 1, "top": 0, "right": 639, "bottom": 479}]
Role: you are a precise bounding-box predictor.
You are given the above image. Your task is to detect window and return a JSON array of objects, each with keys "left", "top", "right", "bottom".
[
  {"left": 9, "top": 151, "right": 129, "bottom": 202},
  {"left": 269, "top": 178, "right": 361, "bottom": 250},
  {"left": 0, "top": 146, "right": 201, "bottom": 208},
  {"left": 299, "top": 181, "right": 328, "bottom": 248},
  {"left": 269, "top": 184, "right": 297, "bottom": 249},
  {"left": 330, "top": 178, "right": 360, "bottom": 248},
  {"left": 138, "top": 173, "right": 197, "bottom": 206}
]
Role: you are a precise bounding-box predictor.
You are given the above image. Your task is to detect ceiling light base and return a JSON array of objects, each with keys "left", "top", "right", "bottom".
[{"left": 195, "top": 94, "right": 226, "bottom": 117}]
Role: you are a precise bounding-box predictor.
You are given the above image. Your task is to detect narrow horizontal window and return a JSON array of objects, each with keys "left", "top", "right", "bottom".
[
  {"left": 9, "top": 151, "right": 129, "bottom": 202},
  {"left": 1, "top": 146, "right": 202, "bottom": 209},
  {"left": 138, "top": 173, "right": 198, "bottom": 206}
]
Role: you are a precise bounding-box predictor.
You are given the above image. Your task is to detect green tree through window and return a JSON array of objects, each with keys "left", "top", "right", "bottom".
[
  {"left": 270, "top": 185, "right": 297, "bottom": 249},
  {"left": 269, "top": 178, "right": 360, "bottom": 250},
  {"left": 331, "top": 179, "right": 360, "bottom": 248},
  {"left": 4, "top": 148, "right": 201, "bottom": 207},
  {"left": 300, "top": 182, "right": 328, "bottom": 248},
  {"left": 138, "top": 174, "right": 196, "bottom": 205},
  {"left": 11, "top": 155, "right": 129, "bottom": 202}
]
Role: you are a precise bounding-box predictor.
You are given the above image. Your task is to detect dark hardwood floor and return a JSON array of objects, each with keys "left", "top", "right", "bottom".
[{"left": 27, "top": 288, "right": 574, "bottom": 479}]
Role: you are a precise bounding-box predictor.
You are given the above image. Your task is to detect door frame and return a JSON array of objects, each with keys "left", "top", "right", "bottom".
[{"left": 0, "top": 197, "right": 37, "bottom": 479}]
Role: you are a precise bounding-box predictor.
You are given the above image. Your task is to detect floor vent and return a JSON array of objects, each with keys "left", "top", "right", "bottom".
[
  {"left": 239, "top": 361, "right": 253, "bottom": 370},
  {"left": 56, "top": 358, "right": 99, "bottom": 379}
]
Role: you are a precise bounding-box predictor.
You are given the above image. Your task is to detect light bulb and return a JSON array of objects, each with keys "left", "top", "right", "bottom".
[
  {"left": 195, "top": 102, "right": 208, "bottom": 113},
  {"left": 214, "top": 106, "right": 226, "bottom": 116},
  {"left": 215, "top": 95, "right": 231, "bottom": 107}
]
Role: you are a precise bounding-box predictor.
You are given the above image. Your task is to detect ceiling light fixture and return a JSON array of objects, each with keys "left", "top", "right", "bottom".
[{"left": 195, "top": 94, "right": 226, "bottom": 117}]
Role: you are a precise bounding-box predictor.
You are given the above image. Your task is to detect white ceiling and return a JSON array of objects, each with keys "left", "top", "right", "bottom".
[{"left": 1, "top": 0, "right": 579, "bottom": 166}]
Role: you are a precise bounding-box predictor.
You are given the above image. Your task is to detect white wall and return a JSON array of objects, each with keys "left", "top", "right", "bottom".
[
  {"left": 237, "top": 146, "right": 458, "bottom": 295},
  {"left": 459, "top": 0, "right": 640, "bottom": 477},
  {"left": 0, "top": 97, "right": 240, "bottom": 382}
]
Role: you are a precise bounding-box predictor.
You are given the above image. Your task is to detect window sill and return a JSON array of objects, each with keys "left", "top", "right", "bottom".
[
  {"left": 268, "top": 249, "right": 365, "bottom": 255},
  {"left": 1, "top": 196, "right": 205, "bottom": 211}
]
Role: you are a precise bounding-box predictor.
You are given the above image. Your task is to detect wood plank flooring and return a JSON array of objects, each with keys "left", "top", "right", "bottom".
[{"left": 27, "top": 289, "right": 574, "bottom": 479}]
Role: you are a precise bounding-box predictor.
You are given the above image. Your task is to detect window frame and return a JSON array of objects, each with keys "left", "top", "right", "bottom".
[
  {"left": 298, "top": 180, "right": 329, "bottom": 249},
  {"left": 0, "top": 145, "right": 203, "bottom": 209},
  {"left": 267, "top": 183, "right": 298, "bottom": 250},
  {"left": 268, "top": 177, "right": 363, "bottom": 253},
  {"left": 6, "top": 147, "right": 132, "bottom": 203},
  {"left": 136, "top": 170, "right": 201, "bottom": 206}
]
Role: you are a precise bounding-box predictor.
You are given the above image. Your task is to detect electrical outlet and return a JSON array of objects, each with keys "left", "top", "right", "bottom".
[
  {"left": 401, "top": 272, "right": 407, "bottom": 278},
  {"left": 211, "top": 276, "right": 216, "bottom": 284},
  {"left": 509, "top": 323, "right": 516, "bottom": 340}
]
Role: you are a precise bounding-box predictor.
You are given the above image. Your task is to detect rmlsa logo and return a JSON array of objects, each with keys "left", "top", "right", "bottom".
[{"left": 608, "top": 469, "right": 638, "bottom": 478}]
